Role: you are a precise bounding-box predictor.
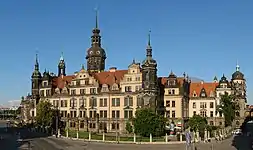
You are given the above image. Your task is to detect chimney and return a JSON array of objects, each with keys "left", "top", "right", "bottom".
[{"left": 109, "top": 67, "right": 117, "bottom": 72}]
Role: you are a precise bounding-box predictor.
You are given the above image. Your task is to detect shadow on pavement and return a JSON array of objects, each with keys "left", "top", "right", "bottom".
[
  {"left": 0, "top": 126, "right": 52, "bottom": 149},
  {"left": 232, "top": 117, "right": 253, "bottom": 150}
]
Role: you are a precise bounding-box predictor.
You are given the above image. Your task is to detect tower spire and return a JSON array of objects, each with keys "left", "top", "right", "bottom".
[
  {"left": 35, "top": 52, "right": 39, "bottom": 71},
  {"left": 60, "top": 52, "right": 64, "bottom": 61},
  {"left": 146, "top": 30, "right": 152, "bottom": 57},
  {"left": 236, "top": 60, "right": 240, "bottom": 71},
  {"left": 95, "top": 7, "right": 98, "bottom": 29}
]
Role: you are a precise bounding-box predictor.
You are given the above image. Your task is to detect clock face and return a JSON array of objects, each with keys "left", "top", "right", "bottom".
[
  {"left": 90, "top": 51, "right": 93, "bottom": 55},
  {"left": 96, "top": 51, "right": 100, "bottom": 54}
]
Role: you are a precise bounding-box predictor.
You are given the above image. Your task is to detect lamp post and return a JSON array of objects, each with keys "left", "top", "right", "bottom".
[{"left": 76, "top": 116, "right": 79, "bottom": 139}]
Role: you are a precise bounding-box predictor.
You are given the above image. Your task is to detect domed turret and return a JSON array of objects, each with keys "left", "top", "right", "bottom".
[
  {"left": 219, "top": 74, "right": 228, "bottom": 84},
  {"left": 232, "top": 64, "right": 244, "bottom": 80}
]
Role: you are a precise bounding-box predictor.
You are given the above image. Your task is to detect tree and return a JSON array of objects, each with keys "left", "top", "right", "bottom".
[
  {"left": 35, "top": 100, "right": 54, "bottom": 127},
  {"left": 188, "top": 115, "right": 208, "bottom": 138},
  {"left": 125, "top": 121, "right": 133, "bottom": 134},
  {"left": 218, "top": 93, "right": 236, "bottom": 127},
  {"left": 189, "top": 115, "right": 208, "bottom": 131},
  {"left": 133, "top": 108, "right": 166, "bottom": 137}
]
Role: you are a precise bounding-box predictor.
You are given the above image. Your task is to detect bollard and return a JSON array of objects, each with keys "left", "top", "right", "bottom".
[
  {"left": 150, "top": 133, "right": 152, "bottom": 143},
  {"left": 165, "top": 133, "right": 168, "bottom": 143},
  {"left": 88, "top": 132, "right": 91, "bottom": 141},
  {"left": 66, "top": 129, "right": 69, "bottom": 138},
  {"left": 134, "top": 133, "right": 136, "bottom": 143},
  {"left": 103, "top": 132, "right": 105, "bottom": 142},
  {"left": 76, "top": 131, "right": 79, "bottom": 139}
]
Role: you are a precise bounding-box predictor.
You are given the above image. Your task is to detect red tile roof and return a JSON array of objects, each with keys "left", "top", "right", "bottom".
[
  {"left": 52, "top": 70, "right": 128, "bottom": 89},
  {"left": 190, "top": 82, "right": 218, "bottom": 97},
  {"left": 160, "top": 77, "right": 185, "bottom": 86},
  {"left": 52, "top": 75, "right": 75, "bottom": 89},
  {"left": 93, "top": 70, "right": 128, "bottom": 86}
]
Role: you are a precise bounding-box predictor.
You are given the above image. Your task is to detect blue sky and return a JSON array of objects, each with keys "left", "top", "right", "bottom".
[{"left": 0, "top": 0, "right": 253, "bottom": 104}]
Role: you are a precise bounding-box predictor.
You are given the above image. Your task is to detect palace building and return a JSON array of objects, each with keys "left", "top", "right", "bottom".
[{"left": 21, "top": 13, "right": 247, "bottom": 132}]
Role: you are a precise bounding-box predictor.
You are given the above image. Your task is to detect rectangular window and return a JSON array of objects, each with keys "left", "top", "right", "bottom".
[
  {"left": 172, "top": 101, "right": 175, "bottom": 107},
  {"left": 100, "top": 98, "right": 108, "bottom": 107},
  {"left": 166, "top": 100, "right": 170, "bottom": 107},
  {"left": 43, "top": 82, "right": 47, "bottom": 87},
  {"left": 112, "top": 111, "right": 115, "bottom": 118},
  {"left": 124, "top": 97, "right": 133, "bottom": 106},
  {"left": 85, "top": 79, "right": 89, "bottom": 85},
  {"left": 125, "top": 86, "right": 132, "bottom": 92},
  {"left": 80, "top": 89, "right": 86, "bottom": 95},
  {"left": 112, "top": 98, "right": 116, "bottom": 107},
  {"left": 200, "top": 102, "right": 207, "bottom": 109},
  {"left": 46, "top": 90, "right": 50, "bottom": 96},
  {"left": 137, "top": 97, "right": 144, "bottom": 107},
  {"left": 193, "top": 102, "right": 196, "bottom": 108},
  {"left": 89, "top": 111, "right": 92, "bottom": 118},
  {"left": 166, "top": 111, "right": 170, "bottom": 118},
  {"left": 124, "top": 110, "right": 133, "bottom": 119},
  {"left": 210, "top": 111, "right": 214, "bottom": 117},
  {"left": 200, "top": 111, "right": 207, "bottom": 117},
  {"left": 116, "top": 110, "right": 120, "bottom": 118},
  {"left": 112, "top": 98, "right": 120, "bottom": 107},
  {"left": 172, "top": 111, "right": 175, "bottom": 118},
  {"left": 71, "top": 90, "right": 76, "bottom": 95},
  {"left": 210, "top": 102, "right": 214, "bottom": 108},
  {"left": 90, "top": 88, "right": 96, "bottom": 94},
  {"left": 89, "top": 98, "right": 97, "bottom": 107},
  {"left": 79, "top": 111, "right": 82, "bottom": 118},
  {"left": 193, "top": 111, "right": 196, "bottom": 116}
]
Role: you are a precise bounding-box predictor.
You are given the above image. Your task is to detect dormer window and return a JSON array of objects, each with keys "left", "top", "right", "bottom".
[
  {"left": 101, "top": 84, "right": 108, "bottom": 92},
  {"left": 111, "top": 83, "right": 119, "bottom": 91},
  {"left": 43, "top": 81, "right": 48, "bottom": 87},
  {"left": 201, "top": 92, "right": 206, "bottom": 97},
  {"left": 200, "top": 88, "right": 207, "bottom": 98},
  {"left": 193, "top": 91, "right": 197, "bottom": 97}
]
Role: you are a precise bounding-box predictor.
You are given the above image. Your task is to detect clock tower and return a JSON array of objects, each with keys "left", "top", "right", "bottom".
[
  {"left": 86, "top": 10, "right": 106, "bottom": 73},
  {"left": 141, "top": 31, "right": 158, "bottom": 109}
]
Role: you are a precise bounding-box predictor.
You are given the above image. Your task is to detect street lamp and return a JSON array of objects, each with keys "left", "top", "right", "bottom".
[{"left": 85, "top": 116, "right": 89, "bottom": 132}]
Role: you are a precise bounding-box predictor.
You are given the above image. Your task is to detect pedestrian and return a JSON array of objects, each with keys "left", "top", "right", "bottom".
[{"left": 185, "top": 130, "right": 192, "bottom": 150}]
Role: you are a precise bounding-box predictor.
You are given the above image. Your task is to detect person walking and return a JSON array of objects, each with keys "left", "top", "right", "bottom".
[{"left": 185, "top": 130, "right": 192, "bottom": 150}]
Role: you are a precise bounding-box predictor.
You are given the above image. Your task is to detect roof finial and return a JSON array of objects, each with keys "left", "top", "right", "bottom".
[
  {"left": 236, "top": 60, "right": 240, "bottom": 71},
  {"left": 132, "top": 58, "right": 135, "bottom": 64},
  {"left": 148, "top": 29, "right": 151, "bottom": 46},
  {"left": 81, "top": 64, "right": 85, "bottom": 70},
  {"left": 95, "top": 7, "right": 98, "bottom": 29},
  {"left": 60, "top": 52, "right": 64, "bottom": 61}
]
